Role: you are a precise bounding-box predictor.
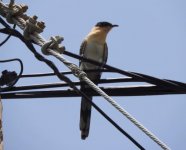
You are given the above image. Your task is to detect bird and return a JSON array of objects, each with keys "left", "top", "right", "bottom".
[{"left": 79, "top": 21, "right": 118, "bottom": 140}]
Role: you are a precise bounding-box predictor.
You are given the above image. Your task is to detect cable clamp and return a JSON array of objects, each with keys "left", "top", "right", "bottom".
[
  {"left": 41, "top": 36, "right": 65, "bottom": 55},
  {"left": 23, "top": 15, "right": 45, "bottom": 40},
  {"left": 4, "top": 0, "right": 28, "bottom": 24},
  {"left": 0, "top": 70, "right": 17, "bottom": 86},
  {"left": 69, "top": 64, "right": 87, "bottom": 80}
]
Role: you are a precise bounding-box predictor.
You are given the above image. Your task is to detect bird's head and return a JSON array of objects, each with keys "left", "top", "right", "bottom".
[
  {"left": 86, "top": 21, "right": 118, "bottom": 43},
  {"left": 95, "top": 21, "right": 118, "bottom": 33}
]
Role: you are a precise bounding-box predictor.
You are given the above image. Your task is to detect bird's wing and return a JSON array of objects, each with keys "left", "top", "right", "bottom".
[
  {"left": 102, "top": 43, "right": 108, "bottom": 67},
  {"left": 79, "top": 40, "right": 87, "bottom": 66}
]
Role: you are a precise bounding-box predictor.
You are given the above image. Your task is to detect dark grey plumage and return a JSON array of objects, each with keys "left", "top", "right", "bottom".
[{"left": 79, "top": 40, "right": 108, "bottom": 139}]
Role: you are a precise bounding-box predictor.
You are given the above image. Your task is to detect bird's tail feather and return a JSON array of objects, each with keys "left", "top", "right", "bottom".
[
  {"left": 80, "top": 95, "right": 92, "bottom": 140},
  {"left": 79, "top": 77, "right": 100, "bottom": 140}
]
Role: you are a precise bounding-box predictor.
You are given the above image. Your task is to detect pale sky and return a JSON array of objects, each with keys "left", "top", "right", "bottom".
[{"left": 1, "top": 0, "right": 186, "bottom": 149}]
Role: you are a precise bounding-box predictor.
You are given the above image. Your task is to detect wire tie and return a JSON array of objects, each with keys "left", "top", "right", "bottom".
[
  {"left": 5, "top": 1, "right": 28, "bottom": 24},
  {"left": 69, "top": 64, "right": 87, "bottom": 79},
  {"left": 23, "top": 15, "right": 45, "bottom": 40},
  {"left": 41, "top": 36, "right": 65, "bottom": 55}
]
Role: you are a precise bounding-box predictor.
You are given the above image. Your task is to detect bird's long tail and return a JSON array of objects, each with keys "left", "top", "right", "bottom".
[{"left": 79, "top": 84, "right": 92, "bottom": 140}]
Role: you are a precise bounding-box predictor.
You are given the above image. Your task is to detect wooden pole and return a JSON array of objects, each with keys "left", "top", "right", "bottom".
[{"left": 0, "top": 96, "right": 3, "bottom": 150}]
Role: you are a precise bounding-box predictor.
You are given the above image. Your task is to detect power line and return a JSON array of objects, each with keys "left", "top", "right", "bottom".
[
  {"left": 0, "top": 24, "right": 16, "bottom": 47},
  {"left": 63, "top": 50, "right": 186, "bottom": 91}
]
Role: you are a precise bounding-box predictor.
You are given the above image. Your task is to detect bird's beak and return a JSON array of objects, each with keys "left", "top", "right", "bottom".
[{"left": 112, "top": 24, "right": 119, "bottom": 27}]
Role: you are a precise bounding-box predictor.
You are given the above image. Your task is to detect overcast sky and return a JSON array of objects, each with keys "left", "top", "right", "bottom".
[{"left": 1, "top": 0, "right": 186, "bottom": 149}]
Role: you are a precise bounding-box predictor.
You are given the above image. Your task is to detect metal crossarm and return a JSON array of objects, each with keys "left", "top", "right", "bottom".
[{"left": 2, "top": 85, "right": 186, "bottom": 99}]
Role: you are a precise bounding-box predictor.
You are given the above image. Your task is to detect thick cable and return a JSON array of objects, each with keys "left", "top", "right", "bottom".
[{"left": 0, "top": 24, "right": 16, "bottom": 47}]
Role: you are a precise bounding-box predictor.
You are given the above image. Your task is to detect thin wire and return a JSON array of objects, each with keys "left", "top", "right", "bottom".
[
  {"left": 20, "top": 69, "right": 113, "bottom": 78},
  {"left": 63, "top": 50, "right": 184, "bottom": 90},
  {"left": 0, "top": 17, "right": 10, "bottom": 29},
  {"left": 0, "top": 24, "right": 16, "bottom": 47},
  {"left": 19, "top": 71, "right": 186, "bottom": 90},
  {"left": 4, "top": 77, "right": 139, "bottom": 92}
]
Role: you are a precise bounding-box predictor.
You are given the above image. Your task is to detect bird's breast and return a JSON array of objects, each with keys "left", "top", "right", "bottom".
[
  {"left": 80, "top": 41, "right": 106, "bottom": 71},
  {"left": 84, "top": 42, "right": 104, "bottom": 62}
]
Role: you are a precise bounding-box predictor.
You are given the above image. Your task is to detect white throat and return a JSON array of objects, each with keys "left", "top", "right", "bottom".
[{"left": 85, "top": 27, "right": 109, "bottom": 44}]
